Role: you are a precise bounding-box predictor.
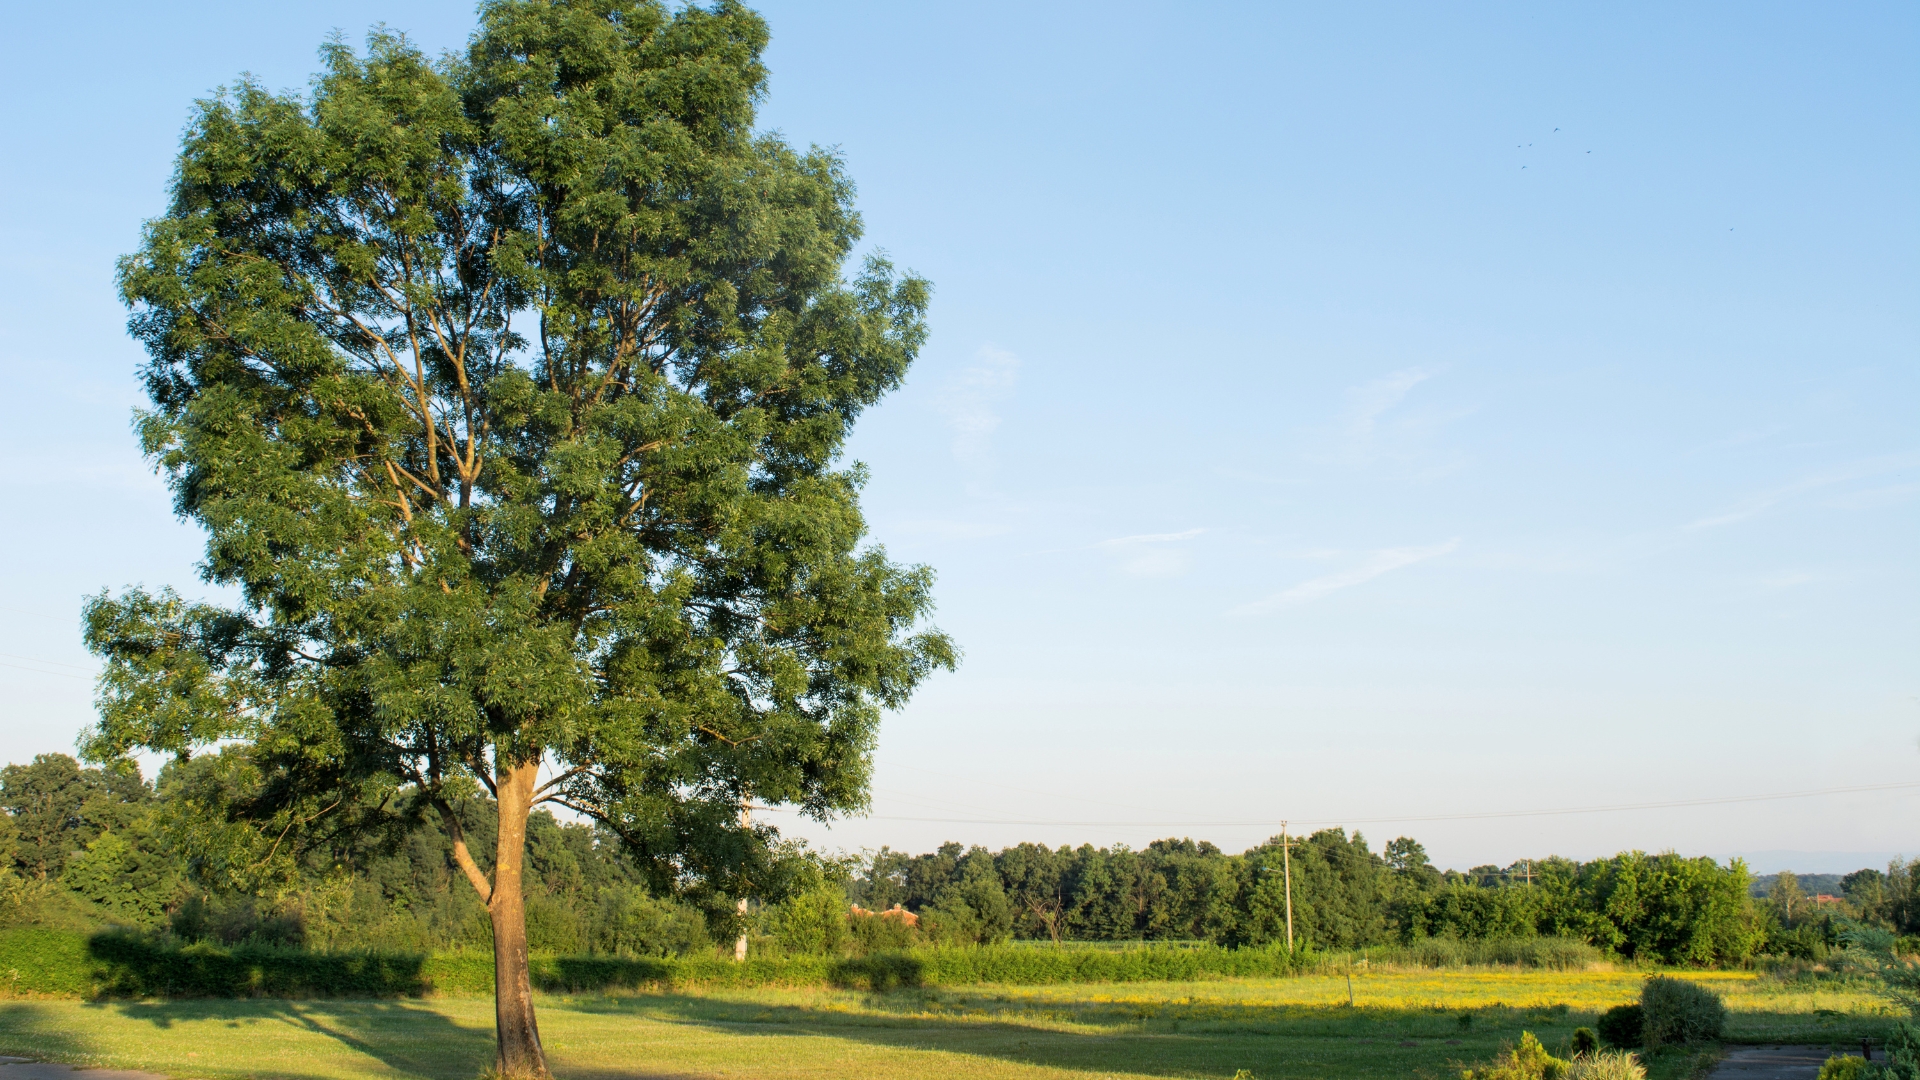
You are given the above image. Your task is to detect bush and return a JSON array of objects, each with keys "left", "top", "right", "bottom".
[
  {"left": 1392, "top": 937, "right": 1602, "bottom": 971},
  {"left": 1596, "top": 1004, "right": 1643, "bottom": 1049},
  {"left": 1567, "top": 1050, "right": 1646, "bottom": 1080},
  {"left": 591, "top": 890, "right": 707, "bottom": 958},
  {"left": 771, "top": 884, "right": 852, "bottom": 957},
  {"left": 848, "top": 907, "right": 920, "bottom": 952},
  {"left": 170, "top": 895, "right": 305, "bottom": 947},
  {"left": 1882, "top": 1021, "right": 1920, "bottom": 1080},
  {"left": 0, "top": 926, "right": 95, "bottom": 996},
  {"left": 1815, "top": 1057, "right": 1868, "bottom": 1080},
  {"left": 89, "top": 932, "right": 431, "bottom": 997},
  {"left": 1458, "top": 1032, "right": 1569, "bottom": 1080},
  {"left": 1638, "top": 976, "right": 1725, "bottom": 1047},
  {"left": 1570, "top": 1028, "right": 1599, "bottom": 1056}
]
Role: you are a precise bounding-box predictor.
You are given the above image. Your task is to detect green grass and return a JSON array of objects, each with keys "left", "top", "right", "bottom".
[{"left": 0, "top": 969, "right": 1894, "bottom": 1079}]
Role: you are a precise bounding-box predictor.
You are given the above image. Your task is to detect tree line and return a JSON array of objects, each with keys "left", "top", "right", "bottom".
[{"left": 6, "top": 752, "right": 1913, "bottom": 968}]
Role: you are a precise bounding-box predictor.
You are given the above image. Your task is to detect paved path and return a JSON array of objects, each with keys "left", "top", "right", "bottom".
[
  {"left": 0, "top": 1060, "right": 168, "bottom": 1080},
  {"left": 1706, "top": 1045, "right": 1838, "bottom": 1080}
]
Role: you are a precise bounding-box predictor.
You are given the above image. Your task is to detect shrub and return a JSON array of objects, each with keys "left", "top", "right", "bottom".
[
  {"left": 771, "top": 884, "right": 852, "bottom": 957},
  {"left": 1882, "top": 1021, "right": 1920, "bottom": 1080},
  {"left": 1392, "top": 937, "right": 1602, "bottom": 971},
  {"left": 1567, "top": 1050, "right": 1646, "bottom": 1080},
  {"left": 591, "top": 890, "right": 707, "bottom": 958},
  {"left": 1815, "top": 1057, "right": 1868, "bottom": 1080},
  {"left": 89, "top": 932, "right": 431, "bottom": 997},
  {"left": 1639, "top": 976, "right": 1725, "bottom": 1047},
  {"left": 1596, "top": 1004, "right": 1643, "bottom": 1048},
  {"left": 1570, "top": 1028, "right": 1599, "bottom": 1056},
  {"left": 1458, "top": 1032, "right": 1569, "bottom": 1080},
  {"left": 849, "top": 906, "right": 920, "bottom": 952}
]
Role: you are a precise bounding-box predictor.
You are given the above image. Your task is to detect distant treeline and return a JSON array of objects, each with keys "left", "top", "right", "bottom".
[
  {"left": 3, "top": 753, "right": 1913, "bottom": 968},
  {"left": 839, "top": 835, "right": 1915, "bottom": 965}
]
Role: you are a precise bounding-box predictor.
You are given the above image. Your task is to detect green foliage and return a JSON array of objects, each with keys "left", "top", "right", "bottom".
[
  {"left": 1241, "top": 830, "right": 1390, "bottom": 949},
  {"left": 90, "top": 932, "right": 433, "bottom": 998},
  {"left": 770, "top": 881, "right": 852, "bottom": 956},
  {"left": 60, "top": 826, "right": 179, "bottom": 926},
  {"left": 1637, "top": 976, "right": 1725, "bottom": 1047},
  {"left": 1841, "top": 922, "right": 1920, "bottom": 1018},
  {"left": 91, "top": 0, "right": 952, "bottom": 990},
  {"left": 1817, "top": 1056, "right": 1870, "bottom": 1080},
  {"left": 1837, "top": 861, "right": 1920, "bottom": 936},
  {"left": 848, "top": 906, "right": 919, "bottom": 951},
  {"left": 921, "top": 846, "right": 1014, "bottom": 945},
  {"left": 1387, "top": 937, "right": 1601, "bottom": 970},
  {"left": 1398, "top": 884, "right": 1546, "bottom": 942},
  {"left": 1537, "top": 853, "right": 1759, "bottom": 965},
  {"left": 0, "top": 928, "right": 1311, "bottom": 998},
  {"left": 1882, "top": 1021, "right": 1920, "bottom": 1080},
  {"left": 0, "top": 927, "right": 96, "bottom": 996},
  {"left": 0, "top": 755, "right": 150, "bottom": 880},
  {"left": 1571, "top": 1027, "right": 1599, "bottom": 1055},
  {"left": 1458, "top": 1032, "right": 1569, "bottom": 1080},
  {"left": 852, "top": 837, "right": 1758, "bottom": 963},
  {"left": 0, "top": 753, "right": 1798, "bottom": 969},
  {"left": 1597, "top": 1004, "right": 1644, "bottom": 1048},
  {"left": 592, "top": 889, "right": 708, "bottom": 958}
]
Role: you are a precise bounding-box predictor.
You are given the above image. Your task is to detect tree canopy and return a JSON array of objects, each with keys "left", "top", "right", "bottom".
[{"left": 86, "top": 2, "right": 951, "bottom": 1073}]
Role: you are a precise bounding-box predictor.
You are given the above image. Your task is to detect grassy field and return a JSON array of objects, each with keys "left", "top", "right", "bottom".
[{"left": 0, "top": 969, "right": 1890, "bottom": 1080}]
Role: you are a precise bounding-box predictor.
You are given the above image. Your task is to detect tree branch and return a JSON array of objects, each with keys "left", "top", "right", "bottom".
[{"left": 433, "top": 798, "right": 493, "bottom": 905}]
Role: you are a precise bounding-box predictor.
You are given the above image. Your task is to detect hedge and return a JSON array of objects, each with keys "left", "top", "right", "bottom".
[
  {"left": 2, "top": 930, "right": 1617, "bottom": 1000},
  {"left": 0, "top": 929, "right": 1316, "bottom": 998}
]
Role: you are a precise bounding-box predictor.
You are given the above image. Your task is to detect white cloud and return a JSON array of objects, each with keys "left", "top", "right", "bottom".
[
  {"left": 940, "top": 345, "right": 1021, "bottom": 464},
  {"left": 1098, "top": 528, "right": 1204, "bottom": 578},
  {"left": 1231, "top": 538, "right": 1461, "bottom": 615}
]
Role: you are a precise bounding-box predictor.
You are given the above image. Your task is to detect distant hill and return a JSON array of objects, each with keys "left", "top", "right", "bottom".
[{"left": 1749, "top": 871, "right": 1849, "bottom": 898}]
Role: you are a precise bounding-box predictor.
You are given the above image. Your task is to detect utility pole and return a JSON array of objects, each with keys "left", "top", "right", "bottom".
[
  {"left": 1281, "top": 821, "right": 1294, "bottom": 954},
  {"left": 734, "top": 800, "right": 751, "bottom": 962}
]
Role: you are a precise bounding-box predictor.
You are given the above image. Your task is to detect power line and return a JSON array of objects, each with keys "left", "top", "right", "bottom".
[
  {"left": 0, "top": 660, "right": 87, "bottom": 680},
  {"left": 0, "top": 650, "right": 92, "bottom": 671},
  {"left": 756, "top": 780, "right": 1920, "bottom": 828}
]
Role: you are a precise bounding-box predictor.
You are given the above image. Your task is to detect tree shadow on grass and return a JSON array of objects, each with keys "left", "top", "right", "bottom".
[
  {"left": 0, "top": 991, "right": 1890, "bottom": 1080},
  {"left": 554, "top": 991, "right": 1895, "bottom": 1080},
  {"left": 0, "top": 999, "right": 495, "bottom": 1080},
  {"left": 554, "top": 993, "right": 1539, "bottom": 1080}
]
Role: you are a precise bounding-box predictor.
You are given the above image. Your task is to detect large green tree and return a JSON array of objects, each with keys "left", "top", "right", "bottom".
[{"left": 86, "top": 1, "right": 951, "bottom": 1074}]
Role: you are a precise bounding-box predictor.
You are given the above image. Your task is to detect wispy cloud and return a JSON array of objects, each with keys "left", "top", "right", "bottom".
[
  {"left": 1312, "top": 366, "right": 1464, "bottom": 469},
  {"left": 1683, "top": 453, "right": 1920, "bottom": 530},
  {"left": 1231, "top": 539, "right": 1461, "bottom": 615},
  {"left": 1098, "top": 528, "right": 1205, "bottom": 547},
  {"left": 1345, "top": 368, "right": 1434, "bottom": 441},
  {"left": 940, "top": 345, "right": 1020, "bottom": 464},
  {"left": 1098, "top": 528, "right": 1204, "bottom": 578}
]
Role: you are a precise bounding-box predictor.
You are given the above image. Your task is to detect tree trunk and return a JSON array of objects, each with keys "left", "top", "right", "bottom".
[{"left": 491, "top": 760, "right": 549, "bottom": 1079}]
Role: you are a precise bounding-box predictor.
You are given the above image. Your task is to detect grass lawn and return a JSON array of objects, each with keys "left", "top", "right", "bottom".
[{"left": 0, "top": 969, "right": 1890, "bottom": 1080}]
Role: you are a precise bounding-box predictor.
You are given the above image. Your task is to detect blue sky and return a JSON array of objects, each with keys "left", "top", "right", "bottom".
[{"left": 0, "top": 1, "right": 1913, "bottom": 872}]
